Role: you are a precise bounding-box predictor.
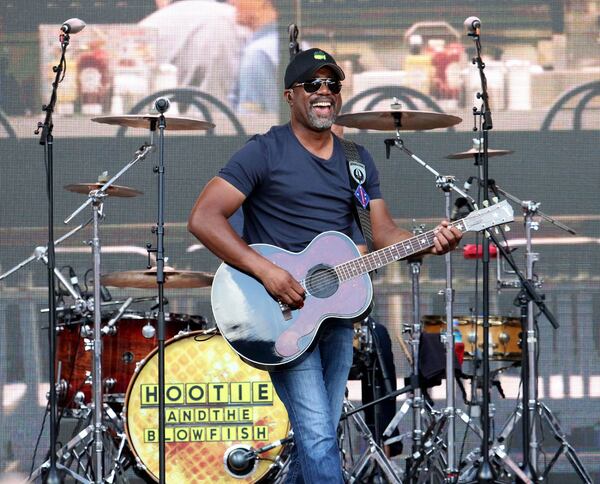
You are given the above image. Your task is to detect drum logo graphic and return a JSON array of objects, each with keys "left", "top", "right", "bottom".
[
  {"left": 139, "top": 380, "right": 274, "bottom": 444},
  {"left": 125, "top": 332, "right": 289, "bottom": 482}
]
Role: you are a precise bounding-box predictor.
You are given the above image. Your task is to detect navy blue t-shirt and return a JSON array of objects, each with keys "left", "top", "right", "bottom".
[{"left": 219, "top": 123, "right": 382, "bottom": 252}]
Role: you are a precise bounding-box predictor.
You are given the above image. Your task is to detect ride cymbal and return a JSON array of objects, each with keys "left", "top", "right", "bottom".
[
  {"left": 335, "top": 110, "right": 462, "bottom": 131},
  {"left": 64, "top": 183, "right": 143, "bottom": 197},
  {"left": 446, "top": 148, "right": 514, "bottom": 159},
  {"left": 91, "top": 114, "right": 215, "bottom": 131},
  {"left": 101, "top": 267, "right": 214, "bottom": 289}
]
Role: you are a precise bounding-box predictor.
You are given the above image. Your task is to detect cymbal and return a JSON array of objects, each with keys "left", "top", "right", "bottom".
[
  {"left": 335, "top": 110, "right": 462, "bottom": 131},
  {"left": 446, "top": 148, "right": 514, "bottom": 159},
  {"left": 64, "top": 183, "right": 143, "bottom": 197},
  {"left": 91, "top": 114, "right": 215, "bottom": 131},
  {"left": 101, "top": 267, "right": 214, "bottom": 289}
]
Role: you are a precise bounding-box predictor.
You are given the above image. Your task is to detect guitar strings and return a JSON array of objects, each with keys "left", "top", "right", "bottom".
[{"left": 295, "top": 214, "right": 492, "bottom": 297}]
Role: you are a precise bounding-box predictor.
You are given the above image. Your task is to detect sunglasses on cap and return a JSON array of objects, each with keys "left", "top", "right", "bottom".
[{"left": 293, "top": 78, "right": 342, "bottom": 94}]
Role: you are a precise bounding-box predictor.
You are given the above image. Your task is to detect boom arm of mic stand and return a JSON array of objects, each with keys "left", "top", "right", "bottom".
[
  {"left": 493, "top": 184, "right": 576, "bottom": 235},
  {"left": 64, "top": 143, "right": 154, "bottom": 224},
  {"left": 0, "top": 217, "right": 93, "bottom": 281},
  {"left": 340, "top": 374, "right": 418, "bottom": 420}
]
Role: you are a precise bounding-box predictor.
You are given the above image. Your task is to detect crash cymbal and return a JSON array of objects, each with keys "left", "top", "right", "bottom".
[
  {"left": 335, "top": 110, "right": 462, "bottom": 131},
  {"left": 64, "top": 183, "right": 143, "bottom": 197},
  {"left": 446, "top": 148, "right": 514, "bottom": 159},
  {"left": 91, "top": 114, "right": 215, "bottom": 131},
  {"left": 101, "top": 267, "right": 214, "bottom": 289}
]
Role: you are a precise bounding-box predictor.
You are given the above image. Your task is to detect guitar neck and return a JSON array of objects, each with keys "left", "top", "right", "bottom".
[{"left": 335, "top": 219, "right": 467, "bottom": 281}]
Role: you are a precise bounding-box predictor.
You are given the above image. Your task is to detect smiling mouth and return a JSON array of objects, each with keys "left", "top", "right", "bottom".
[{"left": 311, "top": 100, "right": 334, "bottom": 116}]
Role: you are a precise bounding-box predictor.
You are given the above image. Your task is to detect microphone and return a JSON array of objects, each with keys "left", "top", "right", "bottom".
[
  {"left": 60, "top": 18, "right": 86, "bottom": 34},
  {"left": 463, "top": 176, "right": 475, "bottom": 193},
  {"left": 463, "top": 16, "right": 481, "bottom": 34},
  {"left": 451, "top": 197, "right": 471, "bottom": 221},
  {"left": 225, "top": 446, "right": 256, "bottom": 477},
  {"left": 68, "top": 267, "right": 83, "bottom": 298},
  {"left": 288, "top": 23, "right": 300, "bottom": 57},
  {"left": 154, "top": 97, "right": 170, "bottom": 114}
]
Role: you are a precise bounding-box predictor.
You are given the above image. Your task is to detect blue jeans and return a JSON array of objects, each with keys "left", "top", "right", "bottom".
[{"left": 269, "top": 321, "right": 354, "bottom": 484}]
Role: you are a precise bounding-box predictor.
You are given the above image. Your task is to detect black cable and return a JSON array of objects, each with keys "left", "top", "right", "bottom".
[{"left": 29, "top": 402, "right": 50, "bottom": 479}]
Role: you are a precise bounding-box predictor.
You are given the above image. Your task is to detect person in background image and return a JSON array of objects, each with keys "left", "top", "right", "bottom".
[
  {"left": 140, "top": 0, "right": 249, "bottom": 106},
  {"left": 228, "top": 0, "right": 279, "bottom": 114}
]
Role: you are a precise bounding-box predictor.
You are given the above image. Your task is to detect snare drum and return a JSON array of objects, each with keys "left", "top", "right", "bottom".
[
  {"left": 55, "top": 312, "right": 206, "bottom": 408},
  {"left": 124, "top": 330, "right": 290, "bottom": 483}
]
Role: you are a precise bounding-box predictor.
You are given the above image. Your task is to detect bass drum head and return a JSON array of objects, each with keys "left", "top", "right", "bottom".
[{"left": 124, "top": 330, "right": 289, "bottom": 483}]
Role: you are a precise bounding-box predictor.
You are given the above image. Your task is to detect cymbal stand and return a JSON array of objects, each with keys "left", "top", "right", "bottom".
[
  {"left": 30, "top": 405, "right": 126, "bottom": 484},
  {"left": 381, "top": 226, "right": 429, "bottom": 482},
  {"left": 489, "top": 186, "right": 591, "bottom": 483},
  {"left": 341, "top": 398, "right": 403, "bottom": 483},
  {"left": 61, "top": 143, "right": 153, "bottom": 483},
  {"left": 385, "top": 131, "right": 471, "bottom": 482}
]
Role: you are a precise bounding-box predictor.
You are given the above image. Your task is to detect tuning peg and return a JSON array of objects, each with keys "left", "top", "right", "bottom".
[
  {"left": 492, "top": 196, "right": 499, "bottom": 204},
  {"left": 482, "top": 200, "right": 489, "bottom": 207},
  {"left": 494, "top": 227, "right": 500, "bottom": 235},
  {"left": 504, "top": 225, "right": 511, "bottom": 232}
]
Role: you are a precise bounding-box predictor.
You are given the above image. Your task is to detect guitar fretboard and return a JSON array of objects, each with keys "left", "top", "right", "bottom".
[{"left": 335, "top": 220, "right": 467, "bottom": 281}]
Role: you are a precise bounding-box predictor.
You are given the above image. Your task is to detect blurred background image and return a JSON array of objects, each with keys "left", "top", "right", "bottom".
[{"left": 0, "top": 0, "right": 599, "bottom": 481}]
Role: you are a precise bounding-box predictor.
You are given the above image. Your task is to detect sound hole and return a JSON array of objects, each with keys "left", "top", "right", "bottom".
[{"left": 306, "top": 264, "right": 339, "bottom": 298}]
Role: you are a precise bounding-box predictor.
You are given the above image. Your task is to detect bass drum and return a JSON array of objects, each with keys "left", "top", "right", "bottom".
[{"left": 124, "top": 330, "right": 290, "bottom": 483}]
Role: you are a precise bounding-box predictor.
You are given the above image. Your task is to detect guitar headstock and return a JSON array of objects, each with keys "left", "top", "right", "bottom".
[{"left": 462, "top": 200, "right": 514, "bottom": 233}]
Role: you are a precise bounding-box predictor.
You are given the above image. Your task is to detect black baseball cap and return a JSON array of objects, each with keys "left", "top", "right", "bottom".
[{"left": 284, "top": 48, "right": 345, "bottom": 89}]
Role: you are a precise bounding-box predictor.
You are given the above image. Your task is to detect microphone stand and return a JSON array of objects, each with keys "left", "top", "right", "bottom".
[
  {"left": 33, "top": 29, "right": 71, "bottom": 484},
  {"left": 467, "top": 27, "right": 495, "bottom": 483},
  {"left": 144, "top": 109, "right": 168, "bottom": 483}
]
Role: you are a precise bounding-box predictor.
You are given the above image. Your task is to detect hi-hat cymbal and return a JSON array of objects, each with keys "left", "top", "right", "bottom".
[
  {"left": 335, "top": 110, "right": 462, "bottom": 131},
  {"left": 64, "top": 183, "right": 143, "bottom": 197},
  {"left": 101, "top": 267, "right": 214, "bottom": 289},
  {"left": 446, "top": 148, "right": 514, "bottom": 159},
  {"left": 91, "top": 115, "right": 215, "bottom": 131}
]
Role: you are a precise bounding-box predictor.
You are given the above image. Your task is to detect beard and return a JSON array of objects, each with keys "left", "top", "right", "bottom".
[{"left": 307, "top": 104, "right": 337, "bottom": 130}]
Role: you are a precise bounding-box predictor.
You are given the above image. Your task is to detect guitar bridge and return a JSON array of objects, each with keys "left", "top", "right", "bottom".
[{"left": 278, "top": 301, "right": 292, "bottom": 321}]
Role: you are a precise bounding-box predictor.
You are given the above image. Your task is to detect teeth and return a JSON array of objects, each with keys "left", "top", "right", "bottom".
[{"left": 313, "top": 102, "right": 331, "bottom": 107}]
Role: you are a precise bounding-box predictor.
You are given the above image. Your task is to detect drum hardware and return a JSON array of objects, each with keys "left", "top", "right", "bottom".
[
  {"left": 30, "top": 403, "right": 125, "bottom": 483},
  {"left": 381, "top": 124, "right": 472, "bottom": 480},
  {"left": 340, "top": 398, "right": 403, "bottom": 484},
  {"left": 92, "top": 104, "right": 215, "bottom": 483},
  {"left": 57, "top": 137, "right": 158, "bottom": 482},
  {"left": 101, "top": 297, "right": 134, "bottom": 336},
  {"left": 40, "top": 296, "right": 158, "bottom": 315},
  {"left": 482, "top": 188, "right": 591, "bottom": 482}
]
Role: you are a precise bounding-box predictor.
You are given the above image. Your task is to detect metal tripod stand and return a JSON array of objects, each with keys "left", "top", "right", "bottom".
[
  {"left": 488, "top": 190, "right": 592, "bottom": 483},
  {"left": 341, "top": 398, "right": 403, "bottom": 483}
]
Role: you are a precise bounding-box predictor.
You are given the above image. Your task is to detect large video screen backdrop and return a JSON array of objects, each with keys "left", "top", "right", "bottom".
[{"left": 0, "top": 0, "right": 598, "bottom": 480}]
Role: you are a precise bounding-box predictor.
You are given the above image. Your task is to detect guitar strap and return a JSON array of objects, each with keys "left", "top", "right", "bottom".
[{"left": 339, "top": 138, "right": 375, "bottom": 253}]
